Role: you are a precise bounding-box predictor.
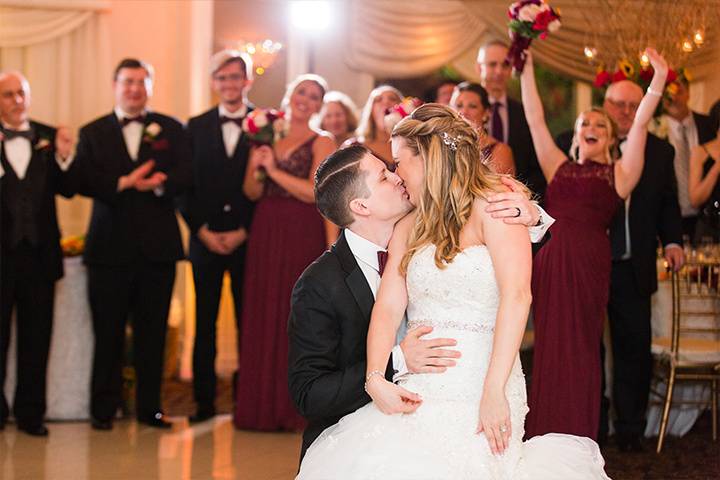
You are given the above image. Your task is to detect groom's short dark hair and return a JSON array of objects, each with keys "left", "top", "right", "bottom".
[{"left": 315, "top": 145, "right": 370, "bottom": 228}]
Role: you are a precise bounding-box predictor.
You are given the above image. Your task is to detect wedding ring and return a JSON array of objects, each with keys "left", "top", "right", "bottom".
[
  {"left": 513, "top": 207, "right": 522, "bottom": 218},
  {"left": 499, "top": 425, "right": 508, "bottom": 433}
]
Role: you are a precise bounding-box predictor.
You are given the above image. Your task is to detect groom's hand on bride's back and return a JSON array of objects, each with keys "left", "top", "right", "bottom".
[{"left": 400, "top": 326, "right": 461, "bottom": 374}]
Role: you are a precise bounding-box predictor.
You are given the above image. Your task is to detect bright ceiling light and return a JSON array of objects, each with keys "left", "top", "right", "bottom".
[{"left": 290, "top": 1, "right": 331, "bottom": 31}]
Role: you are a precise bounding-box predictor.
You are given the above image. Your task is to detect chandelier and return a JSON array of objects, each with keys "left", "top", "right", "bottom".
[
  {"left": 236, "top": 39, "right": 283, "bottom": 76},
  {"left": 577, "top": 0, "right": 720, "bottom": 71}
]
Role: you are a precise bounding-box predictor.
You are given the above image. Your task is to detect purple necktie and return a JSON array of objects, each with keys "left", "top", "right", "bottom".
[
  {"left": 491, "top": 102, "right": 504, "bottom": 143},
  {"left": 377, "top": 251, "right": 388, "bottom": 277}
]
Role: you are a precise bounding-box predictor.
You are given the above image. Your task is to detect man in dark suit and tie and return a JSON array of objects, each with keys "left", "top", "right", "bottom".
[
  {"left": 180, "top": 50, "right": 256, "bottom": 422},
  {"left": 661, "top": 77, "right": 717, "bottom": 239},
  {"left": 74, "top": 58, "right": 191, "bottom": 430},
  {"left": 0, "top": 71, "right": 76, "bottom": 436},
  {"left": 557, "top": 79, "right": 684, "bottom": 451},
  {"left": 476, "top": 40, "right": 546, "bottom": 198}
]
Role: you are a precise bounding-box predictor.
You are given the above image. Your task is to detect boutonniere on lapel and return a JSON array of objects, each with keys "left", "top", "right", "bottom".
[
  {"left": 35, "top": 137, "right": 52, "bottom": 151},
  {"left": 143, "top": 122, "right": 169, "bottom": 150}
]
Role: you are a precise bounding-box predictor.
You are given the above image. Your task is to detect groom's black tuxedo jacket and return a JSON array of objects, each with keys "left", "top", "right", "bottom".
[
  {"left": 288, "top": 231, "right": 394, "bottom": 460},
  {"left": 74, "top": 111, "right": 191, "bottom": 265}
]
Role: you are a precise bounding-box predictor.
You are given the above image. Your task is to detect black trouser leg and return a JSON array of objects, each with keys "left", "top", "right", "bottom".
[
  {"left": 608, "top": 260, "right": 652, "bottom": 439},
  {"left": 13, "top": 259, "right": 54, "bottom": 427},
  {"left": 131, "top": 262, "right": 175, "bottom": 419},
  {"left": 191, "top": 259, "right": 225, "bottom": 413},
  {"left": 88, "top": 264, "right": 133, "bottom": 421},
  {"left": 0, "top": 258, "right": 16, "bottom": 424}
]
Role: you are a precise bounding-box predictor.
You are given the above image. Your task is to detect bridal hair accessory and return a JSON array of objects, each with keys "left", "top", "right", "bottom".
[{"left": 440, "top": 132, "right": 459, "bottom": 151}]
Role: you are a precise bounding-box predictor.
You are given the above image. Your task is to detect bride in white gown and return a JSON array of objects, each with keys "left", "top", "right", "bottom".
[{"left": 297, "top": 104, "right": 610, "bottom": 479}]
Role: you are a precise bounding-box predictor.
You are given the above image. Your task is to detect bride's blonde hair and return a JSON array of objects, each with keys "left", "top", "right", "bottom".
[{"left": 392, "top": 103, "right": 526, "bottom": 273}]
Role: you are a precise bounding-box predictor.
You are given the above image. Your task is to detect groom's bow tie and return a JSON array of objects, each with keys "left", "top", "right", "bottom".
[{"left": 377, "top": 251, "right": 388, "bottom": 277}]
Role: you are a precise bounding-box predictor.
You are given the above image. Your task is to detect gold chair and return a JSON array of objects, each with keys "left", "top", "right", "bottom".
[{"left": 650, "top": 262, "right": 720, "bottom": 453}]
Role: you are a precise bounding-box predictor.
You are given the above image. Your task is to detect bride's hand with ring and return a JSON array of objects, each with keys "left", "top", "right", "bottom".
[{"left": 477, "top": 386, "right": 511, "bottom": 455}]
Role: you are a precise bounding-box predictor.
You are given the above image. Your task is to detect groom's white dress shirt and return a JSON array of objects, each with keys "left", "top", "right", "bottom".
[{"left": 345, "top": 228, "right": 409, "bottom": 381}]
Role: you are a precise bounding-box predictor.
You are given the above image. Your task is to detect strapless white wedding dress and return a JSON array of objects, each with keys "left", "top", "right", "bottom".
[{"left": 297, "top": 245, "right": 610, "bottom": 479}]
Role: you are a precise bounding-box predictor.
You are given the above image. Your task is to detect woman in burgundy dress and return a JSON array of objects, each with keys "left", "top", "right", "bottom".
[
  {"left": 235, "top": 74, "right": 335, "bottom": 430},
  {"left": 521, "top": 50, "right": 668, "bottom": 440}
]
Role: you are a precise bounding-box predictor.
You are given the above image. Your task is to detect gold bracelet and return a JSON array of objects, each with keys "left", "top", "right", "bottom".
[{"left": 364, "top": 370, "right": 384, "bottom": 392}]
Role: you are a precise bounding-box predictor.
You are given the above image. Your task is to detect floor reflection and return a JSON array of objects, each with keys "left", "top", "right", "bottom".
[{"left": 1, "top": 415, "right": 301, "bottom": 480}]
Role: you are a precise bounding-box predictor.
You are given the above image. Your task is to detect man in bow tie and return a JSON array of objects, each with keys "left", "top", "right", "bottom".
[
  {"left": 0, "top": 71, "right": 77, "bottom": 436},
  {"left": 74, "top": 58, "right": 192, "bottom": 430},
  {"left": 180, "top": 50, "right": 256, "bottom": 422}
]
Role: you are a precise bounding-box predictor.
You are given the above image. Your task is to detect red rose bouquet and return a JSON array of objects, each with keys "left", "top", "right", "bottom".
[{"left": 506, "top": 0, "right": 561, "bottom": 73}]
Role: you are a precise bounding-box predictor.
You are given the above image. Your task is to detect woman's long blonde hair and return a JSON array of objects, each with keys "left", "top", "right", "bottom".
[{"left": 392, "top": 104, "right": 524, "bottom": 273}]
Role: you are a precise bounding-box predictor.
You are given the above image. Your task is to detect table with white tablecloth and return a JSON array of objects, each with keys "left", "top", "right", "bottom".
[{"left": 4, "top": 256, "right": 94, "bottom": 420}]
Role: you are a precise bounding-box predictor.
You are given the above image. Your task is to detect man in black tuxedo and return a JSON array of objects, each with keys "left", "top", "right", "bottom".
[
  {"left": 288, "top": 145, "right": 549, "bottom": 461},
  {"left": 476, "top": 40, "right": 545, "bottom": 198},
  {"left": 661, "top": 78, "right": 717, "bottom": 239},
  {"left": 556, "top": 79, "right": 684, "bottom": 451},
  {"left": 74, "top": 58, "right": 191, "bottom": 430},
  {"left": 180, "top": 50, "right": 256, "bottom": 422},
  {"left": 0, "top": 71, "right": 76, "bottom": 436}
]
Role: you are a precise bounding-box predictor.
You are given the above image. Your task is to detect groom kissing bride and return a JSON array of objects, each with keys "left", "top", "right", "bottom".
[{"left": 289, "top": 104, "right": 610, "bottom": 479}]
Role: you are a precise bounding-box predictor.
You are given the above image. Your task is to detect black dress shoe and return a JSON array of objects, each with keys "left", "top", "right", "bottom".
[
  {"left": 91, "top": 417, "right": 113, "bottom": 431},
  {"left": 189, "top": 409, "right": 215, "bottom": 423},
  {"left": 18, "top": 424, "right": 49, "bottom": 437},
  {"left": 138, "top": 412, "right": 172, "bottom": 429}
]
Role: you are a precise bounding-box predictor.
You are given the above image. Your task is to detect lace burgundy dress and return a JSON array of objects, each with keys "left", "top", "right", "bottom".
[
  {"left": 234, "top": 136, "right": 326, "bottom": 431},
  {"left": 526, "top": 161, "right": 621, "bottom": 440}
]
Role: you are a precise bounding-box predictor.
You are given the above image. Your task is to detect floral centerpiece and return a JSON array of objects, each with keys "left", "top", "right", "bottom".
[
  {"left": 384, "top": 97, "right": 423, "bottom": 133},
  {"left": 242, "top": 108, "right": 285, "bottom": 180},
  {"left": 506, "top": 0, "right": 561, "bottom": 73},
  {"left": 60, "top": 235, "right": 85, "bottom": 257}
]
